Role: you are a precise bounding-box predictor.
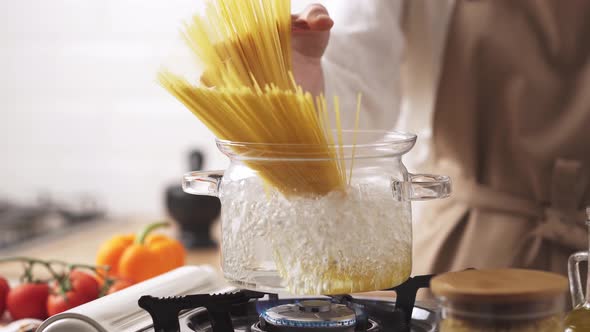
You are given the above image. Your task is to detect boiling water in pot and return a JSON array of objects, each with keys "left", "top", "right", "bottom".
[{"left": 220, "top": 176, "right": 412, "bottom": 295}]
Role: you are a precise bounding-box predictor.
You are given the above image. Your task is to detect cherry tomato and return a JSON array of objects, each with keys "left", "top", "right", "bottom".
[
  {"left": 106, "top": 279, "right": 134, "bottom": 295},
  {"left": 0, "top": 277, "right": 9, "bottom": 317},
  {"left": 47, "top": 270, "right": 100, "bottom": 316},
  {"left": 6, "top": 282, "right": 49, "bottom": 320}
]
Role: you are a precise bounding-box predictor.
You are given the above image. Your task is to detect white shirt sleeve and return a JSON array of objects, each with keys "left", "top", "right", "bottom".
[
  {"left": 396, "top": 0, "right": 454, "bottom": 173},
  {"left": 293, "top": 1, "right": 405, "bottom": 131}
]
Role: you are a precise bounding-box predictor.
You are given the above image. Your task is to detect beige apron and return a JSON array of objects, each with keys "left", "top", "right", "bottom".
[{"left": 412, "top": 0, "right": 590, "bottom": 276}]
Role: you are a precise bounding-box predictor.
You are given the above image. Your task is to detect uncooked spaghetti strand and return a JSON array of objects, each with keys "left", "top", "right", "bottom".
[
  {"left": 348, "top": 94, "right": 363, "bottom": 185},
  {"left": 333, "top": 96, "right": 346, "bottom": 183},
  {"left": 316, "top": 95, "right": 340, "bottom": 167}
]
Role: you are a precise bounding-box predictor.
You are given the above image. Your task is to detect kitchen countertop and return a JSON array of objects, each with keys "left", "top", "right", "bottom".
[{"left": 0, "top": 217, "right": 222, "bottom": 280}]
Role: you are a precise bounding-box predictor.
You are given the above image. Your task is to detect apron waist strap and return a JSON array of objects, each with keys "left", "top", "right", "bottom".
[
  {"left": 457, "top": 181, "right": 588, "bottom": 266},
  {"left": 454, "top": 159, "right": 589, "bottom": 267}
]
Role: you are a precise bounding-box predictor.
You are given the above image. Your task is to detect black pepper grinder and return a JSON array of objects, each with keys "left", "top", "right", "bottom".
[{"left": 165, "top": 150, "right": 221, "bottom": 249}]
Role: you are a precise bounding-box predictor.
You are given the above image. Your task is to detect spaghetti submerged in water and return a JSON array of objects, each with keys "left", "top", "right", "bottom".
[{"left": 159, "top": 0, "right": 360, "bottom": 196}]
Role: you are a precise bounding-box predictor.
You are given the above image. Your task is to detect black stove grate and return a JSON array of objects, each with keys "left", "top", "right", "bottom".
[{"left": 138, "top": 275, "right": 434, "bottom": 332}]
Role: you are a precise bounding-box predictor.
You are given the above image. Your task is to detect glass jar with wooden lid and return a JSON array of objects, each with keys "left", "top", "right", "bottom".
[{"left": 432, "top": 268, "right": 568, "bottom": 332}]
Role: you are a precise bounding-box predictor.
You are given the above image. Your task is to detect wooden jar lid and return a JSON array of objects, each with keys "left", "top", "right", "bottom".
[{"left": 431, "top": 268, "right": 568, "bottom": 303}]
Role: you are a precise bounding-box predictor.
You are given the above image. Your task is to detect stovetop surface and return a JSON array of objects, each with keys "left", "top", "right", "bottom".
[
  {"left": 138, "top": 275, "right": 438, "bottom": 332},
  {"left": 169, "top": 297, "right": 438, "bottom": 332}
]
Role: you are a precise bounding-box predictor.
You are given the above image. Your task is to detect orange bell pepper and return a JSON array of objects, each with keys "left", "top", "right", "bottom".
[{"left": 96, "top": 222, "right": 186, "bottom": 283}]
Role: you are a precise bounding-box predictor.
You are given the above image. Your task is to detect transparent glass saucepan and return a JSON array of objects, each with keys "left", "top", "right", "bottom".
[
  {"left": 565, "top": 208, "right": 590, "bottom": 330},
  {"left": 183, "top": 130, "right": 451, "bottom": 295}
]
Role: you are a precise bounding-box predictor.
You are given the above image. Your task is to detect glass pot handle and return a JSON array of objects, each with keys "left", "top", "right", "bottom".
[
  {"left": 392, "top": 173, "right": 451, "bottom": 201},
  {"left": 568, "top": 251, "right": 588, "bottom": 308},
  {"left": 182, "top": 171, "right": 224, "bottom": 197}
]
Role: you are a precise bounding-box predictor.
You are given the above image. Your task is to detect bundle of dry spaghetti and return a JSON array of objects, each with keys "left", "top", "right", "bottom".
[{"left": 159, "top": 0, "right": 358, "bottom": 196}]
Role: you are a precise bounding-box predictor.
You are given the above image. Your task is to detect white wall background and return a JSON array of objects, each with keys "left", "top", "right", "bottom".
[{"left": 0, "top": 0, "right": 229, "bottom": 217}]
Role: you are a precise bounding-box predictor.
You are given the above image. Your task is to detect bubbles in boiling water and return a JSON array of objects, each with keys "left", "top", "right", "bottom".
[{"left": 220, "top": 177, "right": 412, "bottom": 295}]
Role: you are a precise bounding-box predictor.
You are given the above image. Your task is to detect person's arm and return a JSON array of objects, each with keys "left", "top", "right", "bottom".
[{"left": 292, "top": 2, "right": 405, "bottom": 130}]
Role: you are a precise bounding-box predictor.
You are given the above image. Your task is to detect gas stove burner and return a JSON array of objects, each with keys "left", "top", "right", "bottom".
[
  {"left": 185, "top": 297, "right": 429, "bottom": 332},
  {"left": 251, "top": 300, "right": 382, "bottom": 331},
  {"left": 258, "top": 300, "right": 356, "bottom": 330},
  {"left": 252, "top": 319, "right": 380, "bottom": 332},
  {"left": 252, "top": 318, "right": 380, "bottom": 332},
  {"left": 139, "top": 275, "right": 437, "bottom": 332}
]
